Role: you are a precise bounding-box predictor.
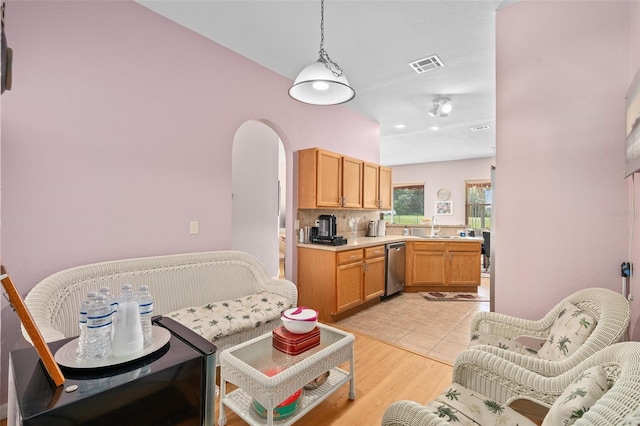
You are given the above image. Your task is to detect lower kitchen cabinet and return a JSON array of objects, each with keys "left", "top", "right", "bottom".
[
  {"left": 336, "top": 249, "right": 364, "bottom": 313},
  {"left": 363, "top": 246, "right": 386, "bottom": 301},
  {"left": 410, "top": 242, "right": 447, "bottom": 285},
  {"left": 298, "top": 245, "right": 386, "bottom": 323},
  {"left": 406, "top": 241, "right": 481, "bottom": 292}
]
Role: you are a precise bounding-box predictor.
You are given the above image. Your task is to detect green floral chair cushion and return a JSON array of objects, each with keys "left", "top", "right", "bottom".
[
  {"left": 423, "top": 384, "right": 536, "bottom": 425},
  {"left": 537, "top": 302, "right": 597, "bottom": 361},
  {"left": 469, "top": 330, "right": 540, "bottom": 356},
  {"left": 541, "top": 365, "right": 608, "bottom": 426},
  {"left": 167, "top": 290, "right": 292, "bottom": 342}
]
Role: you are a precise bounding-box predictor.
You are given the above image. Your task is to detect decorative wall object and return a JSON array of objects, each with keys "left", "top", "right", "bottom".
[
  {"left": 625, "top": 66, "right": 640, "bottom": 176},
  {"left": 436, "top": 200, "right": 453, "bottom": 215}
]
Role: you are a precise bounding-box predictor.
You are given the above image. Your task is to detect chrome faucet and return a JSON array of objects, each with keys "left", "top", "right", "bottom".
[{"left": 430, "top": 215, "right": 439, "bottom": 237}]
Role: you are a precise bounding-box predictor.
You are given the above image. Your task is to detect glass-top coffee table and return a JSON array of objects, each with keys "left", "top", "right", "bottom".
[{"left": 218, "top": 323, "right": 355, "bottom": 426}]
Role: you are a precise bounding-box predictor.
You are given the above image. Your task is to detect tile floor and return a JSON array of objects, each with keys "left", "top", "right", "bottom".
[{"left": 335, "top": 275, "right": 491, "bottom": 365}]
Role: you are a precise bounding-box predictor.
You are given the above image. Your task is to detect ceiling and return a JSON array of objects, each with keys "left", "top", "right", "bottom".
[{"left": 137, "top": 0, "right": 514, "bottom": 166}]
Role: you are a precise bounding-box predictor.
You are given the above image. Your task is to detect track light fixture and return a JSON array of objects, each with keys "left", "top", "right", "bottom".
[
  {"left": 428, "top": 97, "right": 452, "bottom": 117},
  {"left": 289, "top": 0, "right": 355, "bottom": 105}
]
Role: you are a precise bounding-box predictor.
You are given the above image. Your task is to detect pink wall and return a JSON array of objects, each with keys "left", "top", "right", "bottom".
[
  {"left": 496, "top": 1, "right": 631, "bottom": 325},
  {"left": 0, "top": 0, "right": 379, "bottom": 403},
  {"left": 628, "top": 1, "right": 640, "bottom": 340},
  {"left": 392, "top": 157, "right": 495, "bottom": 226}
]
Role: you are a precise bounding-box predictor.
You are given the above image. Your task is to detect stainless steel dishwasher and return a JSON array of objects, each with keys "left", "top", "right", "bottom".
[{"left": 383, "top": 241, "right": 405, "bottom": 299}]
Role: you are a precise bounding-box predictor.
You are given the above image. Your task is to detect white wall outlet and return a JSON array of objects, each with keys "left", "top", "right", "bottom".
[
  {"left": 189, "top": 221, "right": 199, "bottom": 235},
  {"left": 295, "top": 220, "right": 300, "bottom": 230}
]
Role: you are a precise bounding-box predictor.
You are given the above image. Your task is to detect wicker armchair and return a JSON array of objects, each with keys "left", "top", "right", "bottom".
[
  {"left": 468, "top": 287, "right": 630, "bottom": 376},
  {"left": 382, "top": 342, "right": 640, "bottom": 426}
]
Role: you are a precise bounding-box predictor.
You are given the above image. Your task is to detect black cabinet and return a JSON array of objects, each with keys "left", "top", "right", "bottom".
[{"left": 8, "top": 317, "right": 216, "bottom": 426}]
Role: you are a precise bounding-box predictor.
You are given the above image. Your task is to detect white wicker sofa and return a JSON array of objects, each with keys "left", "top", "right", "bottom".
[{"left": 22, "top": 251, "right": 298, "bottom": 360}]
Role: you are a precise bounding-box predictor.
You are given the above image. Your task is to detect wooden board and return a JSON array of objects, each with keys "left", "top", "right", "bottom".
[{"left": 1, "top": 266, "right": 65, "bottom": 386}]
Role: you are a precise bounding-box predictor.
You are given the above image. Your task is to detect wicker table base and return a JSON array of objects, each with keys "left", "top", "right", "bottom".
[{"left": 218, "top": 323, "right": 355, "bottom": 426}]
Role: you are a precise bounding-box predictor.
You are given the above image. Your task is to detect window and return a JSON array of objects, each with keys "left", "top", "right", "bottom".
[
  {"left": 466, "top": 180, "right": 491, "bottom": 229},
  {"left": 383, "top": 183, "right": 425, "bottom": 224}
]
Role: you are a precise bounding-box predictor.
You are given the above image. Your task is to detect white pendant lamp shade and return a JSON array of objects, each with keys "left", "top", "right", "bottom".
[{"left": 289, "top": 60, "right": 356, "bottom": 105}]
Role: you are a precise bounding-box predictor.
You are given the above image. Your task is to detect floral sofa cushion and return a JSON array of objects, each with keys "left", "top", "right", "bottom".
[
  {"left": 167, "top": 290, "right": 292, "bottom": 343},
  {"left": 469, "top": 330, "right": 539, "bottom": 356},
  {"left": 538, "top": 302, "right": 597, "bottom": 361},
  {"left": 541, "top": 365, "right": 608, "bottom": 426},
  {"left": 424, "top": 384, "right": 536, "bottom": 425}
]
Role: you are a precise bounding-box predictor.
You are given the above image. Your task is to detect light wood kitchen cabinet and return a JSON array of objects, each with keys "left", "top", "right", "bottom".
[
  {"left": 379, "top": 166, "right": 392, "bottom": 210},
  {"left": 297, "top": 148, "right": 391, "bottom": 210},
  {"left": 406, "top": 240, "right": 481, "bottom": 292},
  {"left": 336, "top": 249, "right": 364, "bottom": 312},
  {"left": 410, "top": 242, "right": 447, "bottom": 285},
  {"left": 362, "top": 162, "right": 380, "bottom": 209},
  {"left": 298, "top": 148, "right": 362, "bottom": 209},
  {"left": 363, "top": 246, "right": 386, "bottom": 301},
  {"left": 298, "top": 245, "right": 386, "bottom": 322},
  {"left": 448, "top": 242, "right": 482, "bottom": 286},
  {"left": 363, "top": 163, "right": 393, "bottom": 209},
  {"left": 342, "top": 156, "right": 363, "bottom": 208}
]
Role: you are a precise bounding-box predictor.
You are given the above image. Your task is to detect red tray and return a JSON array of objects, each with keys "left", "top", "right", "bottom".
[{"left": 272, "top": 326, "right": 320, "bottom": 355}]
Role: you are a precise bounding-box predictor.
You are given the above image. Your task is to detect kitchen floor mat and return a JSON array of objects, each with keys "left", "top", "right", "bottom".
[{"left": 419, "top": 291, "right": 489, "bottom": 302}]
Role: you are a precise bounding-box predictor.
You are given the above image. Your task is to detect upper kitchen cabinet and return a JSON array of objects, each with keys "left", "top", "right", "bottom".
[
  {"left": 298, "top": 148, "right": 362, "bottom": 208},
  {"left": 362, "top": 163, "right": 379, "bottom": 209},
  {"left": 341, "top": 156, "right": 364, "bottom": 208},
  {"left": 298, "top": 148, "right": 391, "bottom": 210},
  {"left": 379, "top": 166, "right": 392, "bottom": 210},
  {"left": 363, "top": 163, "right": 392, "bottom": 210}
]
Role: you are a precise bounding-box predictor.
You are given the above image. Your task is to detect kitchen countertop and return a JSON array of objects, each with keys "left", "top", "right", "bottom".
[{"left": 297, "top": 235, "right": 483, "bottom": 251}]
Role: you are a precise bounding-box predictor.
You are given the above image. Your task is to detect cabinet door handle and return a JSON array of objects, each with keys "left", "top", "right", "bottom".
[{"left": 349, "top": 255, "right": 357, "bottom": 259}]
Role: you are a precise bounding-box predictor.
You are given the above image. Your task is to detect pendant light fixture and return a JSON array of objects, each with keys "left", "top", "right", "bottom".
[{"left": 289, "top": 0, "right": 355, "bottom": 105}]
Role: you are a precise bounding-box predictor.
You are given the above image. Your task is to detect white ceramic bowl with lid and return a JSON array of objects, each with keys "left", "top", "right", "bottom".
[
  {"left": 281, "top": 307, "right": 318, "bottom": 334},
  {"left": 282, "top": 307, "right": 318, "bottom": 322},
  {"left": 281, "top": 316, "right": 317, "bottom": 334}
]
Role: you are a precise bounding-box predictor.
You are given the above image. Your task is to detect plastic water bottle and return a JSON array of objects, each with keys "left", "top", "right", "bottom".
[
  {"left": 76, "top": 291, "right": 98, "bottom": 359},
  {"left": 99, "top": 286, "right": 118, "bottom": 315},
  {"left": 137, "top": 285, "right": 154, "bottom": 347},
  {"left": 85, "top": 294, "right": 113, "bottom": 360},
  {"left": 112, "top": 284, "right": 143, "bottom": 356}
]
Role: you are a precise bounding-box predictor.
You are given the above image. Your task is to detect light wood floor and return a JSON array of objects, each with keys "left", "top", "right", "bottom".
[{"left": 218, "top": 329, "right": 453, "bottom": 426}]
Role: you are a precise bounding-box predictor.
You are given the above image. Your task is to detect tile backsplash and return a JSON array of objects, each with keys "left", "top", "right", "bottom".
[
  {"left": 296, "top": 209, "right": 471, "bottom": 238},
  {"left": 297, "top": 209, "right": 381, "bottom": 237}
]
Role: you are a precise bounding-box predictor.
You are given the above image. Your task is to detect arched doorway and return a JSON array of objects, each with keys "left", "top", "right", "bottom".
[{"left": 231, "top": 120, "right": 286, "bottom": 277}]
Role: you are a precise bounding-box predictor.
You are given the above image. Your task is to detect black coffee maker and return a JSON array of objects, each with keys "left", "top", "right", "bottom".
[{"left": 318, "top": 215, "right": 337, "bottom": 238}]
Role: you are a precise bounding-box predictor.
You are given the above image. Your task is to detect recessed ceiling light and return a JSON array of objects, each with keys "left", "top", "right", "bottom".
[
  {"left": 471, "top": 125, "right": 490, "bottom": 131},
  {"left": 395, "top": 124, "right": 406, "bottom": 129},
  {"left": 430, "top": 126, "right": 439, "bottom": 131}
]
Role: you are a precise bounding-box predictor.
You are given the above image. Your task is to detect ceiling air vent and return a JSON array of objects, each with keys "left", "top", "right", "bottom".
[
  {"left": 409, "top": 55, "right": 444, "bottom": 74},
  {"left": 471, "top": 125, "right": 490, "bottom": 132}
]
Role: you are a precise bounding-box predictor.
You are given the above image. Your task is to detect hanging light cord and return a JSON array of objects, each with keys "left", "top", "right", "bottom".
[{"left": 318, "top": 0, "right": 344, "bottom": 78}]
